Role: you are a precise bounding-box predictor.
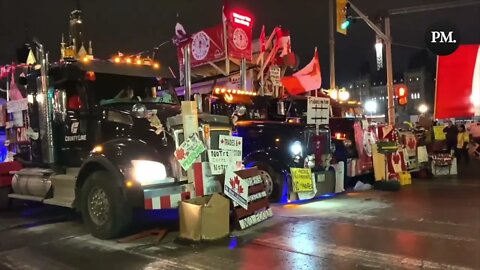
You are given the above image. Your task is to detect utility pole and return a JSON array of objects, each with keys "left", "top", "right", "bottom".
[
  {"left": 181, "top": 44, "right": 198, "bottom": 184},
  {"left": 388, "top": 0, "right": 480, "bottom": 15},
  {"left": 384, "top": 17, "right": 395, "bottom": 126},
  {"left": 329, "top": 0, "right": 336, "bottom": 90},
  {"left": 348, "top": 2, "right": 395, "bottom": 125}
]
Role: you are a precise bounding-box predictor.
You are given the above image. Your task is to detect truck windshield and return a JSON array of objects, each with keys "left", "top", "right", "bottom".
[{"left": 87, "top": 73, "right": 179, "bottom": 106}]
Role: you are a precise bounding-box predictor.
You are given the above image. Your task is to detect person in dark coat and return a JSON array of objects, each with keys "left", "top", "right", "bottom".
[{"left": 443, "top": 120, "right": 458, "bottom": 154}]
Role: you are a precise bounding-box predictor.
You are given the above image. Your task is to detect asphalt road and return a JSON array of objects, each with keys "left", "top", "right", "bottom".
[{"left": 0, "top": 174, "right": 479, "bottom": 269}]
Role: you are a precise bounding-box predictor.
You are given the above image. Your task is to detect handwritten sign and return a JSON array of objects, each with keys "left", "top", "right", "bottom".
[
  {"left": 6, "top": 98, "right": 28, "bottom": 113},
  {"left": 174, "top": 133, "right": 206, "bottom": 171},
  {"left": 290, "top": 168, "right": 314, "bottom": 192},
  {"left": 219, "top": 134, "right": 242, "bottom": 156},
  {"left": 269, "top": 66, "right": 281, "bottom": 87},
  {"left": 307, "top": 97, "right": 330, "bottom": 125},
  {"left": 231, "top": 167, "right": 272, "bottom": 229},
  {"left": 207, "top": 150, "right": 242, "bottom": 175}
]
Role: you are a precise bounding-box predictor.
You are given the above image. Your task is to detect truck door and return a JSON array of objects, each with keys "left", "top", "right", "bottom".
[{"left": 53, "top": 83, "right": 96, "bottom": 167}]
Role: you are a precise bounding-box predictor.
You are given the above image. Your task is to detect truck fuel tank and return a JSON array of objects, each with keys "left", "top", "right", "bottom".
[{"left": 11, "top": 168, "right": 54, "bottom": 198}]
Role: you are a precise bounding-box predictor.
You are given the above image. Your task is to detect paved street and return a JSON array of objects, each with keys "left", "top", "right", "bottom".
[{"left": 0, "top": 173, "right": 479, "bottom": 270}]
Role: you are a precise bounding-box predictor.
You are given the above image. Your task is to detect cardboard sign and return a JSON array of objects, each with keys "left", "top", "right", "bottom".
[
  {"left": 6, "top": 98, "right": 28, "bottom": 113},
  {"left": 238, "top": 208, "right": 273, "bottom": 230},
  {"left": 175, "top": 133, "right": 206, "bottom": 171},
  {"left": 307, "top": 97, "right": 330, "bottom": 125},
  {"left": 224, "top": 167, "right": 249, "bottom": 210},
  {"left": 208, "top": 150, "right": 242, "bottom": 175},
  {"left": 231, "top": 167, "right": 273, "bottom": 230},
  {"left": 290, "top": 168, "right": 314, "bottom": 192},
  {"left": 269, "top": 66, "right": 282, "bottom": 87},
  {"left": 219, "top": 134, "right": 242, "bottom": 153}
]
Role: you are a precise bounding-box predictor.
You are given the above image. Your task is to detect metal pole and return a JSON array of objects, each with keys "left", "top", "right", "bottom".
[
  {"left": 329, "top": 0, "right": 336, "bottom": 89},
  {"left": 184, "top": 45, "right": 192, "bottom": 100},
  {"left": 389, "top": 0, "right": 480, "bottom": 15},
  {"left": 385, "top": 17, "right": 395, "bottom": 126},
  {"left": 240, "top": 58, "right": 247, "bottom": 91},
  {"left": 348, "top": 2, "right": 393, "bottom": 124},
  {"left": 260, "top": 57, "right": 265, "bottom": 96},
  {"left": 348, "top": 3, "right": 388, "bottom": 41},
  {"left": 5, "top": 74, "right": 9, "bottom": 102},
  {"left": 181, "top": 43, "right": 198, "bottom": 184}
]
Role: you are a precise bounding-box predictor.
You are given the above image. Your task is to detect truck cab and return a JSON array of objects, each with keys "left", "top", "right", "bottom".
[{"left": 6, "top": 59, "right": 230, "bottom": 239}]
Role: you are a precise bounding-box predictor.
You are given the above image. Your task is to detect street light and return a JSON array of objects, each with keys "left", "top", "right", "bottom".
[
  {"left": 338, "top": 89, "right": 350, "bottom": 101},
  {"left": 365, "top": 100, "right": 378, "bottom": 115},
  {"left": 418, "top": 104, "right": 428, "bottom": 114}
]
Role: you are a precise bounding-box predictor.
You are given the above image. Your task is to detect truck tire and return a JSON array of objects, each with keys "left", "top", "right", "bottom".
[
  {"left": 80, "top": 170, "right": 132, "bottom": 239},
  {"left": 255, "top": 163, "right": 284, "bottom": 203}
]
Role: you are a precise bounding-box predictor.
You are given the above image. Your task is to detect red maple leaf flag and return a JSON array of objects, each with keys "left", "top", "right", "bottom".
[
  {"left": 281, "top": 47, "right": 321, "bottom": 95},
  {"left": 407, "top": 138, "right": 416, "bottom": 149},
  {"left": 436, "top": 44, "right": 480, "bottom": 118},
  {"left": 175, "top": 148, "right": 187, "bottom": 160},
  {"left": 276, "top": 27, "right": 291, "bottom": 57}
]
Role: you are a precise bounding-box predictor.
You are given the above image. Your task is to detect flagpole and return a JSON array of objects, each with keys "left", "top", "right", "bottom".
[
  {"left": 260, "top": 57, "right": 264, "bottom": 96},
  {"left": 329, "top": 0, "right": 336, "bottom": 90}
]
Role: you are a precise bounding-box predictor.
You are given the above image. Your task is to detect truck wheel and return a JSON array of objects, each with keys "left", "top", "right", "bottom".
[
  {"left": 80, "top": 171, "right": 132, "bottom": 239},
  {"left": 255, "top": 163, "right": 284, "bottom": 203}
]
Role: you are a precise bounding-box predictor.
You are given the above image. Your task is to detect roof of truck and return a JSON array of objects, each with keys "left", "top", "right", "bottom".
[{"left": 48, "top": 59, "right": 172, "bottom": 78}]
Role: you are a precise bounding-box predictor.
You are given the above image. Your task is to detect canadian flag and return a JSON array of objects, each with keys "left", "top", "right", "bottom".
[
  {"left": 281, "top": 48, "right": 321, "bottom": 95},
  {"left": 276, "top": 27, "right": 291, "bottom": 57},
  {"left": 435, "top": 44, "right": 480, "bottom": 119}
]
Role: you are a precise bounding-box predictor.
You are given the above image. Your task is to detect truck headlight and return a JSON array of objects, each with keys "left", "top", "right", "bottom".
[
  {"left": 290, "top": 140, "right": 302, "bottom": 156},
  {"left": 131, "top": 160, "right": 167, "bottom": 186}
]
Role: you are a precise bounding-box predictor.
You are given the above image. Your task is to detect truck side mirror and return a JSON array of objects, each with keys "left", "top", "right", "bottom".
[{"left": 277, "top": 101, "right": 285, "bottom": 115}]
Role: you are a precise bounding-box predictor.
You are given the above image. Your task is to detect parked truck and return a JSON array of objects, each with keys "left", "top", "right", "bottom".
[{"left": 0, "top": 44, "right": 230, "bottom": 239}]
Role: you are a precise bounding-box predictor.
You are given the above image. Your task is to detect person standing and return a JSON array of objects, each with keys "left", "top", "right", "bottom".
[
  {"left": 443, "top": 120, "right": 458, "bottom": 154},
  {"left": 456, "top": 124, "right": 470, "bottom": 165}
]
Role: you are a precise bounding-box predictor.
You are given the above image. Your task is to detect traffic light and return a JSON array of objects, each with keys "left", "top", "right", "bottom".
[
  {"left": 336, "top": 0, "right": 350, "bottom": 35},
  {"left": 396, "top": 85, "right": 408, "bottom": 106}
]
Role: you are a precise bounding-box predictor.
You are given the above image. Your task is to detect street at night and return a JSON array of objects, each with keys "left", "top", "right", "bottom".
[{"left": 1, "top": 169, "right": 479, "bottom": 270}]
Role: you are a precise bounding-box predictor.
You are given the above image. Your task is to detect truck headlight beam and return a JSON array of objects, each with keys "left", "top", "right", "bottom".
[{"left": 131, "top": 160, "right": 167, "bottom": 186}]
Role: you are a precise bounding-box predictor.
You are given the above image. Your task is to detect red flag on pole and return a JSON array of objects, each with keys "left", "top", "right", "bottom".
[
  {"left": 260, "top": 25, "right": 266, "bottom": 52},
  {"left": 435, "top": 44, "right": 480, "bottom": 119},
  {"left": 281, "top": 48, "right": 321, "bottom": 95},
  {"left": 275, "top": 27, "right": 291, "bottom": 57}
]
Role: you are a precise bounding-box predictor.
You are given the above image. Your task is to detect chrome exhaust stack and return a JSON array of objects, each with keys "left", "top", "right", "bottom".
[{"left": 34, "top": 40, "right": 56, "bottom": 165}]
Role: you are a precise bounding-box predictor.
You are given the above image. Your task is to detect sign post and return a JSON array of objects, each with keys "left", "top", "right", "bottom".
[
  {"left": 307, "top": 97, "right": 330, "bottom": 135},
  {"left": 181, "top": 43, "right": 200, "bottom": 183}
]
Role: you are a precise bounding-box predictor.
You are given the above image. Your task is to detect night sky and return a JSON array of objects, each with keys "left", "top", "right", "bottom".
[{"left": 1, "top": 0, "right": 479, "bottom": 87}]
